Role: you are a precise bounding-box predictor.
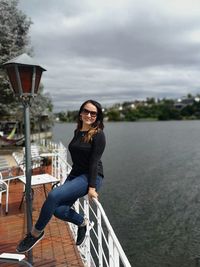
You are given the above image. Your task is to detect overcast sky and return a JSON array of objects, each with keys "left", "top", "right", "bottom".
[{"left": 18, "top": 0, "right": 200, "bottom": 111}]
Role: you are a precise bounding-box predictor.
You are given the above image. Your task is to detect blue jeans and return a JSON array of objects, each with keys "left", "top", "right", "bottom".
[{"left": 34, "top": 174, "right": 103, "bottom": 231}]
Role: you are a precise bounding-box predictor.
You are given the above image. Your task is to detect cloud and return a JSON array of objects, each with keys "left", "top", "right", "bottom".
[{"left": 18, "top": 0, "right": 200, "bottom": 111}]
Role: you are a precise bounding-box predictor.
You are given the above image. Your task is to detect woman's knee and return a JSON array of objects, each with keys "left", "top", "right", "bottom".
[
  {"left": 54, "top": 206, "right": 70, "bottom": 220},
  {"left": 54, "top": 208, "right": 62, "bottom": 219},
  {"left": 46, "top": 190, "right": 58, "bottom": 204}
]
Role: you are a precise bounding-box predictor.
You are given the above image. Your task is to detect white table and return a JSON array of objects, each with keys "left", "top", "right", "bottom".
[
  {"left": 18, "top": 173, "right": 59, "bottom": 209},
  {"left": 39, "top": 153, "right": 54, "bottom": 157},
  {"left": 18, "top": 173, "right": 58, "bottom": 186}
]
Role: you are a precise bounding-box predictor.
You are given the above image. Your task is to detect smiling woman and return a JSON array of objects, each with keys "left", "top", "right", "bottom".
[
  {"left": 77, "top": 100, "right": 104, "bottom": 143},
  {"left": 16, "top": 99, "right": 106, "bottom": 253}
]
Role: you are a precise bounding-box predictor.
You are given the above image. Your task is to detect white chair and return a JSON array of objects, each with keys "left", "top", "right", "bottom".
[
  {"left": 12, "top": 151, "right": 25, "bottom": 170},
  {"left": 0, "top": 156, "right": 10, "bottom": 172},
  {"left": 0, "top": 172, "right": 8, "bottom": 214},
  {"left": 13, "top": 144, "right": 43, "bottom": 173}
]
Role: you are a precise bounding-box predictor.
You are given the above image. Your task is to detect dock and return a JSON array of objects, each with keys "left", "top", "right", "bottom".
[{"left": 0, "top": 154, "right": 84, "bottom": 267}]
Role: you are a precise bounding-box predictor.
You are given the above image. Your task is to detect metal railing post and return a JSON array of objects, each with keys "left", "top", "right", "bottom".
[
  {"left": 97, "top": 207, "right": 103, "bottom": 267},
  {"left": 84, "top": 196, "right": 91, "bottom": 266}
]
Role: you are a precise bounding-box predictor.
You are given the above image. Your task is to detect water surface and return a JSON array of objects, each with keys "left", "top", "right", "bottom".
[{"left": 53, "top": 121, "right": 200, "bottom": 267}]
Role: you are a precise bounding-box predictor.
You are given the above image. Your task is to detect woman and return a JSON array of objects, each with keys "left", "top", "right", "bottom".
[{"left": 16, "top": 99, "right": 106, "bottom": 253}]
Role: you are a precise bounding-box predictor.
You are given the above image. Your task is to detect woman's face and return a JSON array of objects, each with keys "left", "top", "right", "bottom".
[{"left": 80, "top": 102, "right": 98, "bottom": 127}]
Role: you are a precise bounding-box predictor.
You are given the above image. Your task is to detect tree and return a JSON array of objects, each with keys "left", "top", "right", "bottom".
[
  {"left": 107, "top": 110, "right": 121, "bottom": 121},
  {"left": 146, "top": 97, "right": 156, "bottom": 105},
  {"left": 0, "top": 0, "right": 54, "bottom": 129},
  {"left": 0, "top": 0, "right": 32, "bottom": 116}
]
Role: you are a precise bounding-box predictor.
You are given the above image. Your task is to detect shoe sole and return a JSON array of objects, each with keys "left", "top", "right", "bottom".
[{"left": 16, "top": 233, "right": 44, "bottom": 253}]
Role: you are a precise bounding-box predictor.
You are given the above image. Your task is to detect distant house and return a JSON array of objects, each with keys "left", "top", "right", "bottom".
[{"left": 174, "top": 97, "right": 195, "bottom": 109}]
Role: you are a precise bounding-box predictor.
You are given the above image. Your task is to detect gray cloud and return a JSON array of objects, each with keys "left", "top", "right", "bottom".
[{"left": 18, "top": 0, "right": 200, "bottom": 111}]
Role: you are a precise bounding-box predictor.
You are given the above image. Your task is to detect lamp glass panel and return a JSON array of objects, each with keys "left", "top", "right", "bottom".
[
  {"left": 34, "top": 67, "right": 43, "bottom": 94},
  {"left": 6, "top": 66, "right": 19, "bottom": 94},
  {"left": 18, "top": 66, "right": 33, "bottom": 94}
]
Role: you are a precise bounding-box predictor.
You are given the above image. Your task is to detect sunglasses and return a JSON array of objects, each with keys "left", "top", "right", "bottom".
[{"left": 82, "top": 108, "right": 97, "bottom": 117}]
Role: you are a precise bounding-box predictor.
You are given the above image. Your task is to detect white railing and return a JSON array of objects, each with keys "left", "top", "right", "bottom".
[
  {"left": 51, "top": 142, "right": 71, "bottom": 184},
  {"left": 40, "top": 140, "right": 131, "bottom": 267},
  {"left": 69, "top": 197, "right": 131, "bottom": 267}
]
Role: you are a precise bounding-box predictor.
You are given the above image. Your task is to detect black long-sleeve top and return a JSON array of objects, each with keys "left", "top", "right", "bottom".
[{"left": 68, "top": 129, "right": 106, "bottom": 188}]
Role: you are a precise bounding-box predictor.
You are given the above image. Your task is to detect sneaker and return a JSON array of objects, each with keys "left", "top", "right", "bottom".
[
  {"left": 16, "top": 231, "right": 44, "bottom": 253},
  {"left": 76, "top": 225, "right": 87, "bottom": 246}
]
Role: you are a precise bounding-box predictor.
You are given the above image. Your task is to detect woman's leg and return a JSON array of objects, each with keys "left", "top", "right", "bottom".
[
  {"left": 16, "top": 175, "right": 103, "bottom": 252},
  {"left": 34, "top": 174, "right": 89, "bottom": 231},
  {"left": 54, "top": 175, "right": 103, "bottom": 225}
]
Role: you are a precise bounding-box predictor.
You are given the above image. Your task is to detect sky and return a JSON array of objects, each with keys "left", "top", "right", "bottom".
[{"left": 18, "top": 0, "right": 200, "bottom": 111}]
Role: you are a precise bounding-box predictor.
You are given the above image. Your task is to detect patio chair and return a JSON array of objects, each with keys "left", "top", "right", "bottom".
[
  {"left": 0, "top": 156, "right": 10, "bottom": 172},
  {"left": 0, "top": 155, "right": 17, "bottom": 195},
  {"left": 0, "top": 172, "right": 8, "bottom": 214},
  {"left": 12, "top": 144, "right": 44, "bottom": 174}
]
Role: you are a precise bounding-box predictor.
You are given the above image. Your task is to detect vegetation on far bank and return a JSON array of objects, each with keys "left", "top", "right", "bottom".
[{"left": 55, "top": 94, "right": 200, "bottom": 122}]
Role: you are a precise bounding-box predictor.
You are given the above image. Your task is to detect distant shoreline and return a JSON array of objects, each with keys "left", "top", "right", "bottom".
[{"left": 55, "top": 117, "right": 200, "bottom": 123}]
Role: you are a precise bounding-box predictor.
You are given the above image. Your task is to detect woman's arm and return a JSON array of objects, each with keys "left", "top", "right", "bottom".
[{"left": 88, "top": 130, "right": 106, "bottom": 190}]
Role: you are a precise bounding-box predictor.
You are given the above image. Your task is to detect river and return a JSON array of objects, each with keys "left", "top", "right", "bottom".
[{"left": 52, "top": 121, "right": 200, "bottom": 267}]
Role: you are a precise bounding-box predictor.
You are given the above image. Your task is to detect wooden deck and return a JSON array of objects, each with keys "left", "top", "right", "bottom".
[{"left": 0, "top": 165, "right": 84, "bottom": 267}]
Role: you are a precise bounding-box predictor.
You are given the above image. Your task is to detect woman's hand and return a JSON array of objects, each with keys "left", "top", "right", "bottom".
[{"left": 88, "top": 187, "right": 98, "bottom": 199}]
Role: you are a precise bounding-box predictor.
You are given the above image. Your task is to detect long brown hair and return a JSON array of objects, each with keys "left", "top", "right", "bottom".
[{"left": 77, "top": 100, "right": 104, "bottom": 142}]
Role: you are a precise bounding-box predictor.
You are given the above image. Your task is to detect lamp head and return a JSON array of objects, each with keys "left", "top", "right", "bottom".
[{"left": 3, "top": 53, "right": 46, "bottom": 102}]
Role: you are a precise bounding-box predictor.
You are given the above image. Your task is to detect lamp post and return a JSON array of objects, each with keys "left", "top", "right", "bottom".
[{"left": 3, "top": 54, "right": 46, "bottom": 264}]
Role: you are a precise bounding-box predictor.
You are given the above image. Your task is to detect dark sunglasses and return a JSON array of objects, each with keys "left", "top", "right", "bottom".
[{"left": 82, "top": 108, "right": 97, "bottom": 117}]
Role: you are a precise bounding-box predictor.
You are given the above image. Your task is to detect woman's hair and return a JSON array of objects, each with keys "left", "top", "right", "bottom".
[{"left": 77, "top": 99, "right": 104, "bottom": 142}]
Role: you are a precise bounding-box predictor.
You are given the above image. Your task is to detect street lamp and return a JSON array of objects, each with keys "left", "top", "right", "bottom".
[{"left": 3, "top": 53, "right": 46, "bottom": 264}]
